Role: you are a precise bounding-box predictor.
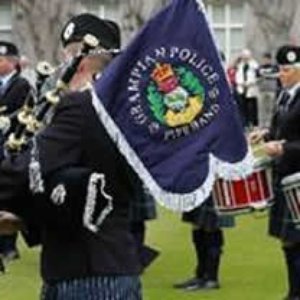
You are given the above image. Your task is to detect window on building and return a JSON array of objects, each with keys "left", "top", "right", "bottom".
[
  {"left": 82, "top": 0, "right": 121, "bottom": 22},
  {"left": 0, "top": 0, "right": 12, "bottom": 41},
  {"left": 206, "top": 2, "right": 245, "bottom": 63}
]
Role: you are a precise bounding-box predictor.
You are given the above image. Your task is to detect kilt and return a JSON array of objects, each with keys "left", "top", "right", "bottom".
[
  {"left": 40, "top": 276, "right": 142, "bottom": 300},
  {"left": 269, "top": 182, "right": 300, "bottom": 243},
  {"left": 182, "top": 196, "right": 235, "bottom": 231}
]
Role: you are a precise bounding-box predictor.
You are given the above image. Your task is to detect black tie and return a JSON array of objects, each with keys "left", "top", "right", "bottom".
[{"left": 277, "top": 90, "right": 290, "bottom": 112}]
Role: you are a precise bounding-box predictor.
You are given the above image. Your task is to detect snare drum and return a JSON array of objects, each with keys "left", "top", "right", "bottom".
[
  {"left": 212, "top": 157, "right": 273, "bottom": 215},
  {"left": 282, "top": 173, "right": 300, "bottom": 223}
]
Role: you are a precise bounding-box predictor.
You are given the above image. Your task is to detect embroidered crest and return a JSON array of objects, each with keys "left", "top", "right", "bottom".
[
  {"left": 127, "top": 47, "right": 221, "bottom": 141},
  {"left": 50, "top": 184, "right": 67, "bottom": 206},
  {"left": 147, "top": 63, "right": 204, "bottom": 127},
  {"left": 63, "top": 22, "right": 75, "bottom": 42}
]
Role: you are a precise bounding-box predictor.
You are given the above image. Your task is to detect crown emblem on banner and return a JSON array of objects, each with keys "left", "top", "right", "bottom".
[{"left": 151, "top": 63, "right": 175, "bottom": 83}]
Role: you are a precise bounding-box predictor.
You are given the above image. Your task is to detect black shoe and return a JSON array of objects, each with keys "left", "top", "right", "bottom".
[
  {"left": 4, "top": 250, "right": 20, "bottom": 262},
  {"left": 173, "top": 277, "right": 205, "bottom": 289},
  {"left": 182, "top": 279, "right": 220, "bottom": 292},
  {"left": 201, "top": 280, "right": 220, "bottom": 290}
]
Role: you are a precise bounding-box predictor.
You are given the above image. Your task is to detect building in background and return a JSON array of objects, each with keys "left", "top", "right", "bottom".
[
  {"left": 0, "top": 0, "right": 294, "bottom": 129},
  {"left": 0, "top": 0, "right": 12, "bottom": 41},
  {"left": 205, "top": 1, "right": 246, "bottom": 63},
  {"left": 0, "top": 0, "right": 299, "bottom": 65},
  {"left": 2, "top": 0, "right": 244, "bottom": 62}
]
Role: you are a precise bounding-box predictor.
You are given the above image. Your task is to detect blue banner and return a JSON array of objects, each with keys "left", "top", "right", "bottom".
[{"left": 92, "top": 0, "right": 252, "bottom": 211}]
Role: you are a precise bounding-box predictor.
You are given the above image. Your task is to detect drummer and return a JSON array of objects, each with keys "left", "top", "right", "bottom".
[{"left": 249, "top": 45, "right": 300, "bottom": 300}]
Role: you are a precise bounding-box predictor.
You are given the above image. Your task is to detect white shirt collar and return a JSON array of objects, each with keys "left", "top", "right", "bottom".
[
  {"left": 0, "top": 70, "right": 17, "bottom": 87},
  {"left": 287, "top": 82, "right": 300, "bottom": 98}
]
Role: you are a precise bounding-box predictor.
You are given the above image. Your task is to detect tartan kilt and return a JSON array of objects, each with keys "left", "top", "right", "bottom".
[
  {"left": 182, "top": 196, "right": 235, "bottom": 231},
  {"left": 269, "top": 184, "right": 300, "bottom": 243},
  {"left": 41, "top": 276, "right": 142, "bottom": 300}
]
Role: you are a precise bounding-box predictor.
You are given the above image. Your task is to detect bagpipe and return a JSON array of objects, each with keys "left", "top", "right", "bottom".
[
  {"left": 1, "top": 34, "right": 99, "bottom": 155},
  {"left": 35, "top": 61, "right": 56, "bottom": 98},
  {"left": 0, "top": 34, "right": 115, "bottom": 234},
  {"left": 0, "top": 61, "right": 56, "bottom": 136}
]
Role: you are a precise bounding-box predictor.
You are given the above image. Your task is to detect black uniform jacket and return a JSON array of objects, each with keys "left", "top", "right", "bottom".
[
  {"left": 0, "top": 90, "right": 140, "bottom": 282},
  {"left": 0, "top": 73, "right": 31, "bottom": 114},
  {"left": 268, "top": 87, "right": 300, "bottom": 178},
  {"left": 268, "top": 86, "right": 300, "bottom": 242}
]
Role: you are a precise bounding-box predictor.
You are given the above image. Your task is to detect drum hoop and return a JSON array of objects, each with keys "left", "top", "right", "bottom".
[
  {"left": 216, "top": 206, "right": 251, "bottom": 216},
  {"left": 281, "top": 172, "right": 300, "bottom": 186},
  {"left": 283, "top": 182, "right": 300, "bottom": 190}
]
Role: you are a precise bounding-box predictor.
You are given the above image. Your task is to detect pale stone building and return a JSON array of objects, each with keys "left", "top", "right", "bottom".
[
  {"left": 3, "top": 0, "right": 296, "bottom": 63},
  {"left": 1, "top": 0, "right": 298, "bottom": 125}
]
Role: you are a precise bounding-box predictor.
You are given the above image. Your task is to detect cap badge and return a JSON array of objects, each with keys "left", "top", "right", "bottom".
[
  {"left": 63, "top": 22, "right": 75, "bottom": 41},
  {"left": 0, "top": 46, "right": 7, "bottom": 55},
  {"left": 287, "top": 51, "right": 297, "bottom": 63}
]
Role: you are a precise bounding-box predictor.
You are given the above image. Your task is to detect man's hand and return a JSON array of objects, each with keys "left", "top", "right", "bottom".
[
  {"left": 248, "top": 128, "right": 269, "bottom": 144},
  {"left": 0, "top": 211, "right": 23, "bottom": 235},
  {"left": 263, "top": 140, "right": 285, "bottom": 157}
]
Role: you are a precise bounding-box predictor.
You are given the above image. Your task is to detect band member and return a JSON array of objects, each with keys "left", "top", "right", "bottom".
[
  {"left": 173, "top": 196, "right": 234, "bottom": 291},
  {"left": 250, "top": 45, "right": 300, "bottom": 300},
  {"left": 0, "top": 41, "right": 31, "bottom": 114},
  {"left": 61, "top": 15, "right": 159, "bottom": 273},
  {"left": 0, "top": 14, "right": 142, "bottom": 300},
  {"left": 0, "top": 40, "right": 31, "bottom": 268},
  {"left": 257, "top": 52, "right": 280, "bottom": 127}
]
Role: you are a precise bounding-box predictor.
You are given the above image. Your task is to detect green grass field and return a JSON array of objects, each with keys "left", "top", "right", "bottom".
[{"left": 0, "top": 208, "right": 286, "bottom": 300}]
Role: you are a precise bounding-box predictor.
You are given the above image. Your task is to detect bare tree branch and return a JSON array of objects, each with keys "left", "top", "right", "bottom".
[
  {"left": 12, "top": 0, "right": 80, "bottom": 65},
  {"left": 243, "top": 0, "right": 300, "bottom": 55},
  {"left": 14, "top": 0, "right": 32, "bottom": 13},
  {"left": 120, "top": 0, "right": 168, "bottom": 45}
]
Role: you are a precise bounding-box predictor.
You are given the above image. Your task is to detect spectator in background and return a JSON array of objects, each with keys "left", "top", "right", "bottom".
[
  {"left": 257, "top": 52, "right": 280, "bottom": 127},
  {"left": 225, "top": 54, "right": 243, "bottom": 117},
  {"left": 227, "top": 55, "right": 242, "bottom": 90},
  {"left": 235, "top": 49, "right": 260, "bottom": 128}
]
